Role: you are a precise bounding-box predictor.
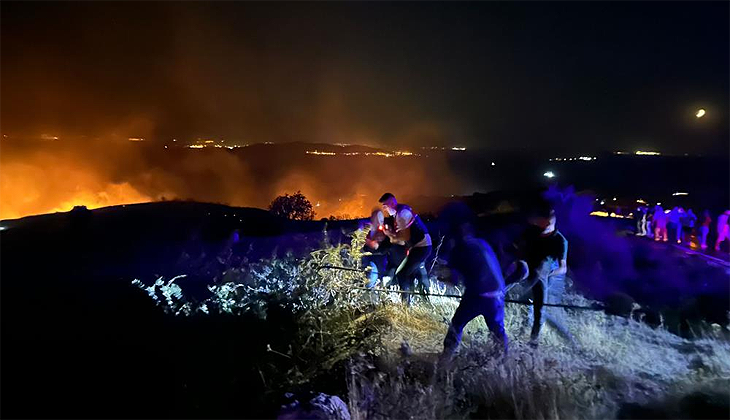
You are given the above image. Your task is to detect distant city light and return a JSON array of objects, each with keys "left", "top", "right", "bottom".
[
  {"left": 491, "top": 162, "right": 495, "bottom": 166},
  {"left": 590, "top": 211, "right": 628, "bottom": 219},
  {"left": 451, "top": 147, "right": 466, "bottom": 151},
  {"left": 636, "top": 199, "right": 647, "bottom": 204},
  {"left": 696, "top": 108, "right": 706, "bottom": 118},
  {"left": 672, "top": 192, "right": 689, "bottom": 196},
  {"left": 306, "top": 150, "right": 417, "bottom": 157},
  {"left": 543, "top": 171, "right": 555, "bottom": 178},
  {"left": 600, "top": 200, "right": 605, "bottom": 205},
  {"left": 306, "top": 150, "right": 336, "bottom": 156},
  {"left": 551, "top": 156, "right": 596, "bottom": 162},
  {"left": 635, "top": 151, "right": 661, "bottom": 156},
  {"left": 612, "top": 197, "right": 617, "bottom": 201},
  {"left": 128, "top": 137, "right": 145, "bottom": 142}
]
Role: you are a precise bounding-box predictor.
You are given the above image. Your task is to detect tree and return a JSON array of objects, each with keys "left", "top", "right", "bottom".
[{"left": 268, "top": 191, "right": 316, "bottom": 221}]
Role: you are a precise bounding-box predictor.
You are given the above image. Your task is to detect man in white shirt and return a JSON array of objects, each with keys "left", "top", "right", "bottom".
[
  {"left": 715, "top": 210, "right": 730, "bottom": 251},
  {"left": 379, "top": 193, "right": 432, "bottom": 305}
]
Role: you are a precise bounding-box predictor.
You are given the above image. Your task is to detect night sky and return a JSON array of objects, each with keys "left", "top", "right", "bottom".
[{"left": 2, "top": 1, "right": 728, "bottom": 154}]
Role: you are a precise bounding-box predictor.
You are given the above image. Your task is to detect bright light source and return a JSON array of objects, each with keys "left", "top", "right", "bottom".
[
  {"left": 696, "top": 108, "right": 706, "bottom": 118},
  {"left": 672, "top": 192, "right": 689, "bottom": 196},
  {"left": 543, "top": 171, "right": 555, "bottom": 178},
  {"left": 636, "top": 151, "right": 661, "bottom": 156},
  {"left": 600, "top": 200, "right": 605, "bottom": 205},
  {"left": 0, "top": 226, "right": 6, "bottom": 231},
  {"left": 491, "top": 162, "right": 495, "bottom": 166}
]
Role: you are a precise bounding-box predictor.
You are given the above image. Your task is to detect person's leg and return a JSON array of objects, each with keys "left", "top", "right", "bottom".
[
  {"left": 443, "top": 296, "right": 481, "bottom": 357},
  {"left": 654, "top": 225, "right": 660, "bottom": 241},
  {"left": 411, "top": 246, "right": 432, "bottom": 294},
  {"left": 715, "top": 226, "right": 726, "bottom": 251},
  {"left": 530, "top": 278, "right": 547, "bottom": 342},
  {"left": 394, "top": 246, "right": 430, "bottom": 305},
  {"left": 481, "top": 297, "right": 508, "bottom": 353},
  {"left": 417, "top": 264, "right": 430, "bottom": 293},
  {"left": 542, "top": 276, "right": 575, "bottom": 345},
  {"left": 700, "top": 226, "right": 708, "bottom": 249},
  {"left": 675, "top": 223, "right": 680, "bottom": 242}
]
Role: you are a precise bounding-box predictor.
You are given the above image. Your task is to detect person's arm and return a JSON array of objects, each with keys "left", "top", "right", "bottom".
[
  {"left": 551, "top": 259, "right": 567, "bottom": 277},
  {"left": 432, "top": 258, "right": 462, "bottom": 286},
  {"left": 550, "top": 236, "right": 568, "bottom": 277},
  {"left": 385, "top": 209, "right": 413, "bottom": 243},
  {"left": 386, "top": 228, "right": 410, "bottom": 242}
]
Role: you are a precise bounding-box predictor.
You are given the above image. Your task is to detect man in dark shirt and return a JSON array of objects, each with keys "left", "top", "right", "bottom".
[
  {"left": 517, "top": 207, "right": 573, "bottom": 345},
  {"left": 437, "top": 204, "right": 508, "bottom": 361}
]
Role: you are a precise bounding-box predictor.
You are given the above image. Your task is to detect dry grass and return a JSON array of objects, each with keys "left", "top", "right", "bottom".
[
  {"left": 133, "top": 225, "right": 730, "bottom": 418},
  {"left": 343, "top": 293, "right": 730, "bottom": 419}
]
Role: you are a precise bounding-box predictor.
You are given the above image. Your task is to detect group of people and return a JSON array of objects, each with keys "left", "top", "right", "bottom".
[
  {"left": 635, "top": 205, "right": 730, "bottom": 251},
  {"left": 364, "top": 193, "right": 571, "bottom": 362}
]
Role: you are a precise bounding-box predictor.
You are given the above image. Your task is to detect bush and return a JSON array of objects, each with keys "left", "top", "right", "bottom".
[{"left": 269, "top": 191, "right": 316, "bottom": 220}]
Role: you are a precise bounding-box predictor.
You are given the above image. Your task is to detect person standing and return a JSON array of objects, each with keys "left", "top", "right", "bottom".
[
  {"left": 699, "top": 210, "right": 712, "bottom": 250},
  {"left": 645, "top": 207, "right": 654, "bottom": 239},
  {"left": 668, "top": 207, "right": 684, "bottom": 244},
  {"left": 715, "top": 210, "right": 730, "bottom": 252},
  {"left": 379, "top": 193, "right": 432, "bottom": 305},
  {"left": 653, "top": 205, "right": 668, "bottom": 242},
  {"left": 681, "top": 209, "right": 697, "bottom": 245},
  {"left": 635, "top": 205, "right": 647, "bottom": 236},
  {"left": 437, "top": 204, "right": 508, "bottom": 362},
  {"left": 516, "top": 206, "right": 573, "bottom": 346}
]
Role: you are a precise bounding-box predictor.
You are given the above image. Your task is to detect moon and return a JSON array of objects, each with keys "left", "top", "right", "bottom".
[{"left": 696, "top": 108, "right": 706, "bottom": 118}]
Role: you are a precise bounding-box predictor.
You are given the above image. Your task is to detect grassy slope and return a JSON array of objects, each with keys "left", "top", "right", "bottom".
[{"left": 344, "top": 293, "right": 730, "bottom": 419}]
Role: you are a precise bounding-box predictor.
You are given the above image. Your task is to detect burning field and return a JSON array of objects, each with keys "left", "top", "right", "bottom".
[{"left": 0, "top": 138, "right": 470, "bottom": 221}]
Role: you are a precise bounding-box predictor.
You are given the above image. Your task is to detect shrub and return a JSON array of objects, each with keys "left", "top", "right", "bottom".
[{"left": 269, "top": 191, "right": 316, "bottom": 221}]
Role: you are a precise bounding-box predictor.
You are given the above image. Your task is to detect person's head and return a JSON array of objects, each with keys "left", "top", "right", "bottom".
[
  {"left": 527, "top": 204, "right": 556, "bottom": 235},
  {"left": 439, "top": 202, "right": 476, "bottom": 240},
  {"left": 379, "top": 193, "right": 398, "bottom": 216},
  {"left": 370, "top": 209, "right": 385, "bottom": 230}
]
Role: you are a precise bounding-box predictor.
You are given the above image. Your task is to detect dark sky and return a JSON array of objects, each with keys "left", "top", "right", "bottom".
[{"left": 2, "top": 1, "right": 728, "bottom": 153}]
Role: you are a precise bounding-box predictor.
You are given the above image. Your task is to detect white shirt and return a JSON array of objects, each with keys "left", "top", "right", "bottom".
[{"left": 395, "top": 208, "right": 432, "bottom": 247}]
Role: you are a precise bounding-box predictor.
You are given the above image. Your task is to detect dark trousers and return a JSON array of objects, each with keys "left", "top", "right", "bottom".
[
  {"left": 523, "top": 274, "right": 573, "bottom": 343},
  {"left": 395, "top": 245, "right": 431, "bottom": 304},
  {"left": 443, "top": 294, "right": 508, "bottom": 355}
]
